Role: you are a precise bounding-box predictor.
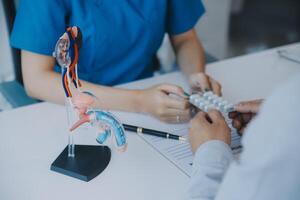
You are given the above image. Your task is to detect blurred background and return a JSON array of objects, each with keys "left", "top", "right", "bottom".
[
  {"left": 157, "top": 0, "right": 300, "bottom": 71},
  {"left": 0, "top": 0, "right": 299, "bottom": 108}
]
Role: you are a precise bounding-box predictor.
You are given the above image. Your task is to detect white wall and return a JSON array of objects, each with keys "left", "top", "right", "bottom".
[
  {"left": 0, "top": 1, "right": 15, "bottom": 82},
  {"left": 196, "top": 0, "right": 232, "bottom": 59}
]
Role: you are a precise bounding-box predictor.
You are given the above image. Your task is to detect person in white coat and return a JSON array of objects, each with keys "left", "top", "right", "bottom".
[{"left": 187, "top": 73, "right": 300, "bottom": 200}]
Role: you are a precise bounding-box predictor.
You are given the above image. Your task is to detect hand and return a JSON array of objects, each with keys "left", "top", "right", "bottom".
[
  {"left": 189, "top": 110, "right": 231, "bottom": 154},
  {"left": 229, "top": 99, "right": 263, "bottom": 135},
  {"left": 139, "top": 84, "right": 190, "bottom": 123},
  {"left": 188, "top": 72, "right": 222, "bottom": 96}
]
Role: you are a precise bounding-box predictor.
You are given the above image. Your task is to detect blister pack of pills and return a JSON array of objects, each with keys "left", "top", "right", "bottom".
[{"left": 189, "top": 91, "right": 241, "bottom": 149}]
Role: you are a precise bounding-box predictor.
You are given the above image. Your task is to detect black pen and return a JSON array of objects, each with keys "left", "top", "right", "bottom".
[
  {"left": 123, "top": 124, "right": 187, "bottom": 141},
  {"left": 184, "top": 92, "right": 190, "bottom": 97}
]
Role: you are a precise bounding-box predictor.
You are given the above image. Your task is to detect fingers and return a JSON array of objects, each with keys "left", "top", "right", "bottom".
[
  {"left": 189, "top": 73, "right": 222, "bottom": 97},
  {"left": 165, "top": 96, "right": 189, "bottom": 110},
  {"left": 241, "top": 113, "right": 253, "bottom": 124},
  {"left": 188, "top": 109, "right": 231, "bottom": 153},
  {"left": 191, "top": 110, "right": 225, "bottom": 126},
  {"left": 160, "top": 112, "right": 191, "bottom": 123},
  {"left": 229, "top": 111, "right": 238, "bottom": 118},
  {"left": 158, "top": 84, "right": 185, "bottom": 98},
  {"left": 156, "top": 105, "right": 191, "bottom": 123},
  {"left": 234, "top": 102, "right": 255, "bottom": 113},
  {"left": 232, "top": 118, "right": 242, "bottom": 130},
  {"left": 190, "top": 73, "right": 211, "bottom": 92},
  {"left": 230, "top": 110, "right": 253, "bottom": 123},
  {"left": 147, "top": 84, "right": 191, "bottom": 123},
  {"left": 209, "top": 77, "right": 222, "bottom": 96},
  {"left": 166, "top": 107, "right": 190, "bottom": 115},
  {"left": 229, "top": 111, "right": 244, "bottom": 130},
  {"left": 230, "top": 112, "right": 254, "bottom": 135},
  {"left": 160, "top": 114, "right": 190, "bottom": 124},
  {"left": 191, "top": 111, "right": 208, "bottom": 125},
  {"left": 207, "top": 110, "right": 225, "bottom": 123},
  {"left": 197, "top": 73, "right": 211, "bottom": 91},
  {"left": 234, "top": 99, "right": 262, "bottom": 113},
  {"left": 240, "top": 127, "right": 246, "bottom": 134}
]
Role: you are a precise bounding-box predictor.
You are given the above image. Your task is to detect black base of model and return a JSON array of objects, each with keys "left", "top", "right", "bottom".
[{"left": 50, "top": 145, "right": 111, "bottom": 182}]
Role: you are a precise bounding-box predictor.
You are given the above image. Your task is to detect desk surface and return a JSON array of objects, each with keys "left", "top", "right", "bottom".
[{"left": 1, "top": 43, "right": 300, "bottom": 200}]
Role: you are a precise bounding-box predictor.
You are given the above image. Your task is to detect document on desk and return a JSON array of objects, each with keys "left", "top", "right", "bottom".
[
  {"left": 138, "top": 125, "right": 242, "bottom": 177},
  {"left": 138, "top": 125, "right": 194, "bottom": 176}
]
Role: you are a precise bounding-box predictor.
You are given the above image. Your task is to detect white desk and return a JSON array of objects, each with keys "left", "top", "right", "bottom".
[{"left": 1, "top": 43, "right": 300, "bottom": 200}]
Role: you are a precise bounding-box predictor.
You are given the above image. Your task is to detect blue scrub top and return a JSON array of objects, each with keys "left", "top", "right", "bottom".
[{"left": 11, "top": 0, "right": 205, "bottom": 86}]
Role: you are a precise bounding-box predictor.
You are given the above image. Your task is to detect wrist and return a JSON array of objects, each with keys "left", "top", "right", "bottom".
[
  {"left": 184, "top": 71, "right": 201, "bottom": 78},
  {"left": 134, "top": 90, "right": 147, "bottom": 113},
  {"left": 185, "top": 71, "right": 205, "bottom": 83}
]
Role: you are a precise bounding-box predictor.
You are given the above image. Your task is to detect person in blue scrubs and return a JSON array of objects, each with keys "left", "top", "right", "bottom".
[{"left": 11, "top": 0, "right": 222, "bottom": 123}]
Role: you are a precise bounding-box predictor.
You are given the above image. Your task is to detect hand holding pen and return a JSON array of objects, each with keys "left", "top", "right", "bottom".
[{"left": 138, "top": 84, "right": 190, "bottom": 124}]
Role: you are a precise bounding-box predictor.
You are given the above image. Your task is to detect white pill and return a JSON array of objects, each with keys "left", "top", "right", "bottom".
[
  {"left": 222, "top": 100, "right": 228, "bottom": 105},
  {"left": 204, "top": 105, "right": 214, "bottom": 112},
  {"left": 217, "top": 101, "right": 225, "bottom": 107},
  {"left": 224, "top": 104, "right": 234, "bottom": 112},
  {"left": 197, "top": 102, "right": 205, "bottom": 109},
  {"left": 213, "top": 99, "right": 221, "bottom": 105},
  {"left": 204, "top": 100, "right": 211, "bottom": 106},
  {"left": 207, "top": 91, "right": 214, "bottom": 96},
  {"left": 203, "top": 91, "right": 213, "bottom": 98},
  {"left": 190, "top": 94, "right": 200, "bottom": 101},
  {"left": 195, "top": 97, "right": 204, "bottom": 103},
  {"left": 203, "top": 105, "right": 209, "bottom": 112},
  {"left": 211, "top": 94, "right": 218, "bottom": 99},
  {"left": 207, "top": 96, "right": 215, "bottom": 102}
]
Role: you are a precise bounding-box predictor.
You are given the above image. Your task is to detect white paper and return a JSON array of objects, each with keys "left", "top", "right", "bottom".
[{"left": 138, "top": 125, "right": 242, "bottom": 177}]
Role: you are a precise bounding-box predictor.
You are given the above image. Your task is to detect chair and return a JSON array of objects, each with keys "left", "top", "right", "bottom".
[{"left": 0, "top": 0, "right": 37, "bottom": 109}]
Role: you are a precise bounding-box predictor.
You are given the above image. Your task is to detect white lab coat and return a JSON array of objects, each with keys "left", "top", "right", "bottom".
[{"left": 188, "top": 73, "right": 300, "bottom": 200}]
